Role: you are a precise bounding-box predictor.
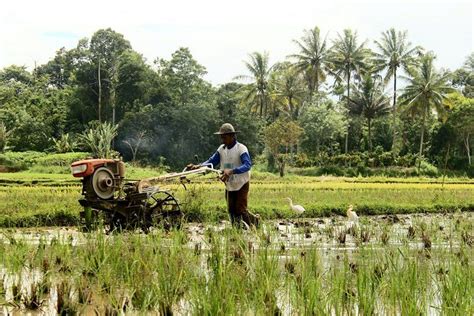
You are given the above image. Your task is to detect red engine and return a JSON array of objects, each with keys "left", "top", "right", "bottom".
[{"left": 71, "top": 159, "right": 125, "bottom": 200}]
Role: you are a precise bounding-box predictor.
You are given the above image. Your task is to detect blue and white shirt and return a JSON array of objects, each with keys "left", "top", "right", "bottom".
[{"left": 203, "top": 141, "right": 251, "bottom": 191}]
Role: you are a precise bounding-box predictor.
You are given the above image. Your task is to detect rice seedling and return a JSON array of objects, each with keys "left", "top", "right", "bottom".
[
  {"left": 354, "top": 250, "right": 384, "bottom": 315},
  {"left": 287, "top": 248, "right": 327, "bottom": 315},
  {"left": 326, "top": 256, "right": 357, "bottom": 315},
  {"left": 382, "top": 250, "right": 430, "bottom": 315},
  {"left": 380, "top": 225, "right": 391, "bottom": 245},
  {"left": 337, "top": 229, "right": 347, "bottom": 244},
  {"left": 0, "top": 207, "right": 472, "bottom": 314},
  {"left": 56, "top": 279, "right": 78, "bottom": 315},
  {"left": 436, "top": 256, "right": 474, "bottom": 315}
]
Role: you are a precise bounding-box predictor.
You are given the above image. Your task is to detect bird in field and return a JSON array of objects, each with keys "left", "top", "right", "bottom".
[
  {"left": 346, "top": 205, "right": 359, "bottom": 222},
  {"left": 285, "top": 197, "right": 305, "bottom": 214}
]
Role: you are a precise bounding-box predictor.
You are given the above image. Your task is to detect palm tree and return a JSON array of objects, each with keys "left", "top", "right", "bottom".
[
  {"left": 399, "top": 53, "right": 453, "bottom": 160},
  {"left": 347, "top": 75, "right": 391, "bottom": 151},
  {"left": 235, "top": 52, "right": 273, "bottom": 117},
  {"left": 374, "top": 28, "right": 420, "bottom": 149},
  {"left": 330, "top": 29, "right": 370, "bottom": 153},
  {"left": 289, "top": 26, "right": 330, "bottom": 99},
  {"left": 270, "top": 62, "right": 306, "bottom": 120}
]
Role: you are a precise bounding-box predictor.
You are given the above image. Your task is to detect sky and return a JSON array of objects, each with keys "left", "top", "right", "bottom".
[{"left": 0, "top": 0, "right": 472, "bottom": 85}]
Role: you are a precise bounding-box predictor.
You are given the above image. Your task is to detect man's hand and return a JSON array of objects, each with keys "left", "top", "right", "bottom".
[
  {"left": 186, "top": 163, "right": 201, "bottom": 171},
  {"left": 220, "top": 169, "right": 233, "bottom": 182}
]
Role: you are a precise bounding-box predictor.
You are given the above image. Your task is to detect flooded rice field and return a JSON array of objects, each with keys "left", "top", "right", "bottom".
[{"left": 1, "top": 212, "right": 473, "bottom": 315}]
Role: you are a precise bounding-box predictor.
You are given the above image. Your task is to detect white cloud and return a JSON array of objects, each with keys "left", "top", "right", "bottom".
[{"left": 0, "top": 0, "right": 472, "bottom": 84}]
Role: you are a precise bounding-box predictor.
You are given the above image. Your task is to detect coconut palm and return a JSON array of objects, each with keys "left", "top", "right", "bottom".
[
  {"left": 399, "top": 53, "right": 453, "bottom": 159},
  {"left": 374, "top": 28, "right": 421, "bottom": 149},
  {"left": 347, "top": 75, "right": 391, "bottom": 151},
  {"left": 236, "top": 52, "right": 273, "bottom": 117},
  {"left": 270, "top": 62, "right": 306, "bottom": 120},
  {"left": 288, "top": 26, "right": 330, "bottom": 99},
  {"left": 330, "top": 29, "right": 370, "bottom": 153}
]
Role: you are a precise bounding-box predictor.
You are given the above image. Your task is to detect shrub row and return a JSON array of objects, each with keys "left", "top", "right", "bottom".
[
  {"left": 294, "top": 150, "right": 419, "bottom": 169},
  {"left": 0, "top": 151, "right": 90, "bottom": 172}
]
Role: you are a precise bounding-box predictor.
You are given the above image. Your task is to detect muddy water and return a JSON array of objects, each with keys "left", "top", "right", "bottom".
[
  {"left": 1, "top": 212, "right": 472, "bottom": 315},
  {"left": 2, "top": 212, "right": 470, "bottom": 248}
]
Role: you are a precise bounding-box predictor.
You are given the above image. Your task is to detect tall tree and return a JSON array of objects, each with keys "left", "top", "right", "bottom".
[
  {"left": 89, "top": 28, "right": 131, "bottom": 123},
  {"left": 451, "top": 53, "right": 474, "bottom": 98},
  {"left": 34, "top": 47, "right": 77, "bottom": 88},
  {"left": 299, "top": 99, "right": 347, "bottom": 155},
  {"left": 0, "top": 65, "right": 33, "bottom": 85},
  {"left": 399, "top": 53, "right": 453, "bottom": 160},
  {"left": 444, "top": 93, "right": 474, "bottom": 165},
  {"left": 347, "top": 75, "right": 391, "bottom": 151},
  {"left": 156, "top": 47, "right": 209, "bottom": 107},
  {"left": 216, "top": 82, "right": 243, "bottom": 122},
  {"left": 330, "top": 29, "right": 370, "bottom": 153},
  {"left": 236, "top": 52, "right": 273, "bottom": 117},
  {"left": 115, "top": 50, "right": 149, "bottom": 121},
  {"left": 289, "top": 26, "right": 330, "bottom": 99},
  {"left": 270, "top": 62, "right": 305, "bottom": 120},
  {"left": 373, "top": 28, "right": 420, "bottom": 150},
  {"left": 263, "top": 119, "right": 303, "bottom": 177}
]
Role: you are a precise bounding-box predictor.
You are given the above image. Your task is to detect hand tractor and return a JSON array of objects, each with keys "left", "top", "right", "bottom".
[{"left": 71, "top": 158, "right": 219, "bottom": 232}]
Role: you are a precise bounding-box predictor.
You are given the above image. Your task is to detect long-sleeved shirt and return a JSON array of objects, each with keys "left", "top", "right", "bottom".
[
  {"left": 202, "top": 140, "right": 252, "bottom": 191},
  {"left": 203, "top": 141, "right": 252, "bottom": 174}
]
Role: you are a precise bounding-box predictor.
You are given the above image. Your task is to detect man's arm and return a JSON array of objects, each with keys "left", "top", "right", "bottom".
[
  {"left": 202, "top": 151, "right": 220, "bottom": 168},
  {"left": 232, "top": 152, "right": 252, "bottom": 174}
]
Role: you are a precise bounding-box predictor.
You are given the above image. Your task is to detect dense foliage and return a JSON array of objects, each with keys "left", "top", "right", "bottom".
[{"left": 0, "top": 27, "right": 472, "bottom": 175}]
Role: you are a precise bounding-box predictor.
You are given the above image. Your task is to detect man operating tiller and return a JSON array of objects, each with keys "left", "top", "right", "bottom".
[{"left": 188, "top": 123, "right": 259, "bottom": 228}]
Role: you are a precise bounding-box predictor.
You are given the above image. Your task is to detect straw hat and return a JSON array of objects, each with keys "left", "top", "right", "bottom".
[{"left": 214, "top": 123, "right": 239, "bottom": 135}]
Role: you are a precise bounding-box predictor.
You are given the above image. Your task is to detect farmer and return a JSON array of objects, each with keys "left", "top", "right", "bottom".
[{"left": 188, "top": 123, "right": 259, "bottom": 228}]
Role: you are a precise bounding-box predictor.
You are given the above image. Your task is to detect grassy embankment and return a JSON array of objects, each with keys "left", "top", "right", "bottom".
[{"left": 0, "top": 167, "right": 473, "bottom": 227}]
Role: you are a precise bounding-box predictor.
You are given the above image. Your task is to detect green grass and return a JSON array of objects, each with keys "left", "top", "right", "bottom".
[{"left": 0, "top": 170, "right": 473, "bottom": 227}]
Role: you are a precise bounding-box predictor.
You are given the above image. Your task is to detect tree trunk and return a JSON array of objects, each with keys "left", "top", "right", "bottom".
[
  {"left": 345, "top": 70, "right": 351, "bottom": 154},
  {"left": 419, "top": 105, "right": 427, "bottom": 159},
  {"left": 110, "top": 64, "right": 119, "bottom": 149},
  {"left": 110, "top": 66, "right": 118, "bottom": 126},
  {"left": 464, "top": 134, "right": 471, "bottom": 165},
  {"left": 98, "top": 60, "right": 102, "bottom": 123},
  {"left": 442, "top": 142, "right": 450, "bottom": 188},
  {"left": 111, "top": 88, "right": 116, "bottom": 126},
  {"left": 308, "top": 71, "right": 314, "bottom": 99},
  {"left": 288, "top": 96, "right": 294, "bottom": 119},
  {"left": 279, "top": 160, "right": 285, "bottom": 177},
  {"left": 368, "top": 118, "right": 372, "bottom": 152},
  {"left": 314, "top": 71, "right": 319, "bottom": 106},
  {"left": 315, "top": 71, "right": 319, "bottom": 96},
  {"left": 391, "top": 69, "right": 397, "bottom": 152}
]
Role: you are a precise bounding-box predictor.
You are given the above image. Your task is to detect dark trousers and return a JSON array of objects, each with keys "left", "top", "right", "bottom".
[{"left": 225, "top": 182, "right": 259, "bottom": 227}]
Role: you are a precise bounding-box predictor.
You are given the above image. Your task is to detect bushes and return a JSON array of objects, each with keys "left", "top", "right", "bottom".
[
  {"left": 0, "top": 151, "right": 90, "bottom": 173},
  {"left": 289, "top": 165, "right": 444, "bottom": 178},
  {"left": 416, "top": 159, "right": 439, "bottom": 177},
  {"left": 0, "top": 151, "right": 46, "bottom": 171},
  {"left": 0, "top": 151, "right": 46, "bottom": 166},
  {"left": 0, "top": 151, "right": 90, "bottom": 167},
  {"left": 35, "top": 152, "right": 90, "bottom": 167},
  {"left": 291, "top": 151, "right": 431, "bottom": 175}
]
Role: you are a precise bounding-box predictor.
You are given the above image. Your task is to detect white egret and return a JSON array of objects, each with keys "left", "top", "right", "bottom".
[
  {"left": 285, "top": 197, "right": 305, "bottom": 214},
  {"left": 346, "top": 205, "right": 359, "bottom": 222}
]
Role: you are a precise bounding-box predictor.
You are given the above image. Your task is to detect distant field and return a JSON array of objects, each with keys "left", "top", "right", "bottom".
[{"left": 1, "top": 171, "right": 473, "bottom": 227}]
